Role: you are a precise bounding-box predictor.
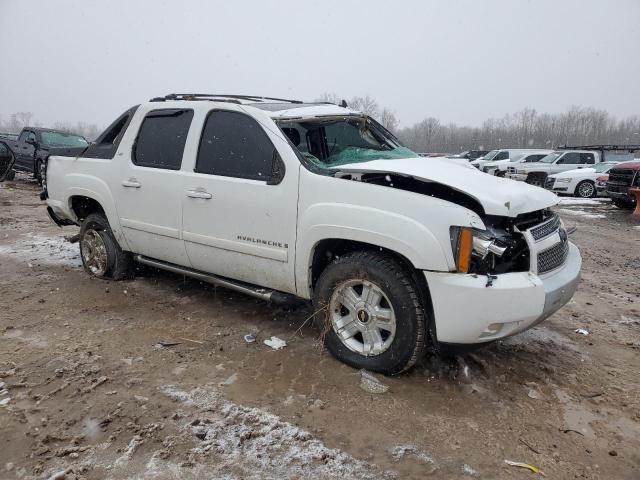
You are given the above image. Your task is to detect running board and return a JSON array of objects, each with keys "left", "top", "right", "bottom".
[{"left": 134, "top": 255, "right": 300, "bottom": 305}]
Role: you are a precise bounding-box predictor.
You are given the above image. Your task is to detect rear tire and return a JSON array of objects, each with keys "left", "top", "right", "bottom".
[
  {"left": 79, "top": 213, "right": 132, "bottom": 280},
  {"left": 574, "top": 180, "right": 596, "bottom": 198},
  {"left": 312, "top": 251, "right": 427, "bottom": 375}
]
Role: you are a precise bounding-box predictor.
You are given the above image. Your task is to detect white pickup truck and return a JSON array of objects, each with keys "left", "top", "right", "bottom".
[{"left": 43, "top": 94, "right": 582, "bottom": 374}]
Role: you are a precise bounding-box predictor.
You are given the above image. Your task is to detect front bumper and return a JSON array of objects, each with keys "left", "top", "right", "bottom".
[
  {"left": 424, "top": 242, "right": 581, "bottom": 344},
  {"left": 506, "top": 173, "right": 527, "bottom": 182}
]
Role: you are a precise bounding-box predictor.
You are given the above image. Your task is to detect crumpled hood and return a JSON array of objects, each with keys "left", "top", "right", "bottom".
[{"left": 333, "top": 156, "right": 559, "bottom": 217}]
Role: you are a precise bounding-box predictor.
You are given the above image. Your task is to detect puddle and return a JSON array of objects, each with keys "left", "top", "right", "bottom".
[{"left": 555, "top": 389, "right": 600, "bottom": 439}]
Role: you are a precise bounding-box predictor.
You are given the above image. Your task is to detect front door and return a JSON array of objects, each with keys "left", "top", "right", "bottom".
[
  {"left": 113, "top": 108, "right": 194, "bottom": 266},
  {"left": 15, "top": 130, "right": 36, "bottom": 170},
  {"left": 181, "top": 108, "right": 298, "bottom": 294}
]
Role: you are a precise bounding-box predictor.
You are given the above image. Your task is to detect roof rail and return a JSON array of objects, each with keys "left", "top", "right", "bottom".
[
  {"left": 557, "top": 144, "right": 640, "bottom": 152},
  {"left": 150, "top": 93, "right": 304, "bottom": 104}
]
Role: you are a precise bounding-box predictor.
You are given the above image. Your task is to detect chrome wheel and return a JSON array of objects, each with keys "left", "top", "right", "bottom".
[
  {"left": 577, "top": 181, "right": 595, "bottom": 198},
  {"left": 329, "top": 279, "right": 396, "bottom": 356},
  {"left": 81, "top": 229, "right": 108, "bottom": 276}
]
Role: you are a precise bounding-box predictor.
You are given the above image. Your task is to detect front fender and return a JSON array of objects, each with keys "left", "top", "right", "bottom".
[{"left": 295, "top": 203, "right": 451, "bottom": 298}]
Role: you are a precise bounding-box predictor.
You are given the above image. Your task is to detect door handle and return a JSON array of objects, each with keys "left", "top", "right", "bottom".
[
  {"left": 122, "top": 179, "right": 141, "bottom": 188},
  {"left": 186, "top": 189, "right": 212, "bottom": 199}
]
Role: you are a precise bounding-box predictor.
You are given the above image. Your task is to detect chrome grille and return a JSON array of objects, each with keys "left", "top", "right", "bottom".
[
  {"left": 538, "top": 239, "right": 569, "bottom": 274},
  {"left": 530, "top": 214, "right": 560, "bottom": 241}
]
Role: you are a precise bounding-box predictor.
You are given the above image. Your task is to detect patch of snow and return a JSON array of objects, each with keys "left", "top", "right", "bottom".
[
  {"left": 556, "top": 208, "right": 606, "bottom": 219},
  {"left": 0, "top": 233, "right": 81, "bottom": 268},
  {"left": 557, "top": 198, "right": 608, "bottom": 206},
  {"left": 390, "top": 445, "right": 434, "bottom": 464},
  {"left": 160, "top": 384, "right": 381, "bottom": 479}
]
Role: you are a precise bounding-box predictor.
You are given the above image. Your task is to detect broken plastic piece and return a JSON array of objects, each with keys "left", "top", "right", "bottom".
[
  {"left": 574, "top": 328, "right": 589, "bottom": 335},
  {"left": 263, "top": 336, "right": 287, "bottom": 350},
  {"left": 359, "top": 369, "right": 389, "bottom": 394},
  {"left": 244, "top": 334, "right": 256, "bottom": 343},
  {"left": 504, "top": 460, "right": 545, "bottom": 476}
]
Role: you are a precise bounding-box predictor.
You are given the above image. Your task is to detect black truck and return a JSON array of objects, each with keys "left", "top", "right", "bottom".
[{"left": 1, "top": 127, "right": 88, "bottom": 183}]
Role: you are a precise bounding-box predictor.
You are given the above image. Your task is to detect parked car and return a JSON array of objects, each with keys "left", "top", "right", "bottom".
[
  {"left": 482, "top": 150, "right": 553, "bottom": 177},
  {"left": 545, "top": 161, "right": 621, "bottom": 198},
  {"left": 506, "top": 150, "right": 604, "bottom": 186},
  {"left": 605, "top": 161, "right": 640, "bottom": 209},
  {"left": 471, "top": 149, "right": 548, "bottom": 170},
  {"left": 0, "top": 140, "right": 15, "bottom": 182},
  {"left": 448, "top": 150, "right": 490, "bottom": 161},
  {"left": 43, "top": 94, "right": 581, "bottom": 374},
  {"left": 4, "top": 127, "right": 89, "bottom": 184}
]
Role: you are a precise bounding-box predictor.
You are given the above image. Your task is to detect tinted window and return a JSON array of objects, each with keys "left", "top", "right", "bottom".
[
  {"left": 558, "top": 152, "right": 580, "bottom": 164},
  {"left": 133, "top": 109, "right": 193, "bottom": 170},
  {"left": 494, "top": 151, "right": 509, "bottom": 160},
  {"left": 526, "top": 154, "right": 546, "bottom": 162},
  {"left": 196, "top": 110, "right": 276, "bottom": 180},
  {"left": 580, "top": 153, "right": 595, "bottom": 164}
]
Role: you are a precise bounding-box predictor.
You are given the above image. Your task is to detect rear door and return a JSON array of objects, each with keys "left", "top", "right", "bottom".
[
  {"left": 113, "top": 108, "right": 193, "bottom": 266},
  {"left": 14, "top": 130, "right": 36, "bottom": 170},
  {"left": 553, "top": 152, "right": 581, "bottom": 173},
  {"left": 0, "top": 141, "right": 15, "bottom": 181},
  {"left": 181, "top": 108, "right": 298, "bottom": 294}
]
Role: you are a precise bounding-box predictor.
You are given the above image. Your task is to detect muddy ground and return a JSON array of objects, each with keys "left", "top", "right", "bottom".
[{"left": 1, "top": 173, "right": 639, "bottom": 480}]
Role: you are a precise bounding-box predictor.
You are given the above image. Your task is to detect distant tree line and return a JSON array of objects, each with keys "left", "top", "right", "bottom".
[
  {"left": 0, "top": 112, "right": 101, "bottom": 141},
  {"left": 317, "top": 93, "right": 640, "bottom": 154},
  {"left": 3, "top": 100, "right": 640, "bottom": 153}
]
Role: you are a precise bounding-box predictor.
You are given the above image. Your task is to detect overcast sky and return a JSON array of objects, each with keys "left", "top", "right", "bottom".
[{"left": 1, "top": 0, "right": 638, "bottom": 129}]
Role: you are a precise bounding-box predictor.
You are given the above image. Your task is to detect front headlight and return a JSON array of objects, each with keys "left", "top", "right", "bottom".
[
  {"left": 555, "top": 178, "right": 571, "bottom": 183},
  {"left": 450, "top": 227, "right": 507, "bottom": 273}
]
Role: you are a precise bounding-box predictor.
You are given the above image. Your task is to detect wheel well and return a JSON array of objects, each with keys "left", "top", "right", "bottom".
[
  {"left": 70, "top": 196, "right": 105, "bottom": 223},
  {"left": 310, "top": 238, "right": 437, "bottom": 350},
  {"left": 310, "top": 239, "right": 416, "bottom": 291}
]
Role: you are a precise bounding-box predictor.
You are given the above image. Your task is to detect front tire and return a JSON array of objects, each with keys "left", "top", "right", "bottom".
[
  {"left": 612, "top": 198, "right": 635, "bottom": 210},
  {"left": 35, "top": 159, "right": 45, "bottom": 186},
  {"left": 313, "top": 251, "right": 427, "bottom": 375},
  {"left": 575, "top": 180, "right": 596, "bottom": 198},
  {"left": 79, "top": 213, "right": 132, "bottom": 280}
]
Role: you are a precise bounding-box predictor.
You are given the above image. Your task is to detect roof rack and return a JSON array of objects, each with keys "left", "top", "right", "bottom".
[
  {"left": 149, "top": 93, "right": 304, "bottom": 104},
  {"left": 557, "top": 144, "right": 640, "bottom": 152}
]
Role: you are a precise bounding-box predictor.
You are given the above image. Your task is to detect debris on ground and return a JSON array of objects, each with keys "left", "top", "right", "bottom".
[
  {"left": 156, "top": 340, "right": 181, "bottom": 348},
  {"left": 359, "top": 369, "right": 389, "bottom": 394},
  {"left": 504, "top": 460, "right": 545, "bottom": 475},
  {"left": 574, "top": 328, "right": 589, "bottom": 335},
  {"left": 244, "top": 334, "right": 256, "bottom": 343},
  {"left": 263, "top": 336, "right": 287, "bottom": 350}
]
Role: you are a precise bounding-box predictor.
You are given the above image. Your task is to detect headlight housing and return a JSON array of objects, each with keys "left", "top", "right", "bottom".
[
  {"left": 450, "top": 227, "right": 508, "bottom": 273},
  {"left": 554, "top": 178, "right": 571, "bottom": 183}
]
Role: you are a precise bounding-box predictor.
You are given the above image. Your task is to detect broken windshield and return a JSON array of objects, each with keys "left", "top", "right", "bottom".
[{"left": 276, "top": 116, "right": 418, "bottom": 169}]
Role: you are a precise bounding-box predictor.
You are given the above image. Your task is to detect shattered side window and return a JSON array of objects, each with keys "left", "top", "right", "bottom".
[{"left": 278, "top": 116, "right": 417, "bottom": 169}]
